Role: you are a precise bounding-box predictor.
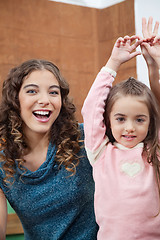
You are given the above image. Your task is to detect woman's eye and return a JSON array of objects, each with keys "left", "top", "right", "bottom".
[
  {"left": 49, "top": 91, "right": 59, "bottom": 95},
  {"left": 26, "top": 89, "right": 36, "bottom": 94}
]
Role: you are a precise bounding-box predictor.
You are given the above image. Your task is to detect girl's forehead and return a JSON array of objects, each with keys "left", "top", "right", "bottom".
[
  {"left": 113, "top": 94, "right": 147, "bottom": 105},
  {"left": 111, "top": 95, "right": 149, "bottom": 114}
]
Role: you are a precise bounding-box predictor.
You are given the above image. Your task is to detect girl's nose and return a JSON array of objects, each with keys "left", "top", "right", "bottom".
[{"left": 125, "top": 121, "right": 135, "bottom": 133}]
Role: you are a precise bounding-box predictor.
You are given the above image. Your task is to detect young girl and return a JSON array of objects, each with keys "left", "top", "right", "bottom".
[
  {"left": 0, "top": 59, "right": 98, "bottom": 239},
  {"left": 82, "top": 32, "right": 160, "bottom": 239}
]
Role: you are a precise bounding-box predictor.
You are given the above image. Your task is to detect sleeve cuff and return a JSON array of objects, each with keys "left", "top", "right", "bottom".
[{"left": 101, "top": 66, "right": 117, "bottom": 78}]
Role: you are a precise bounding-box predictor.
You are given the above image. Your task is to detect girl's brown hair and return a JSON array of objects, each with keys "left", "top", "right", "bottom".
[
  {"left": 104, "top": 77, "right": 160, "bottom": 192},
  {"left": 0, "top": 59, "right": 80, "bottom": 183}
]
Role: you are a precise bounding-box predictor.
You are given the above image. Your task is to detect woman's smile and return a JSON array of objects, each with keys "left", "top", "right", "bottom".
[
  {"left": 19, "top": 69, "right": 62, "bottom": 138},
  {"left": 33, "top": 110, "right": 52, "bottom": 122}
]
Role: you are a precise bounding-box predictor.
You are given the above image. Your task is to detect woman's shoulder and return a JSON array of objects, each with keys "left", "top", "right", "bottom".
[
  {"left": 78, "top": 123, "right": 84, "bottom": 140},
  {"left": 78, "top": 122, "right": 84, "bottom": 130}
]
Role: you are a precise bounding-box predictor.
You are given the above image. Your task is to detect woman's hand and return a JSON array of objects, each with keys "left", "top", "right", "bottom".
[
  {"left": 141, "top": 16, "right": 160, "bottom": 67},
  {"left": 141, "top": 16, "right": 160, "bottom": 106}
]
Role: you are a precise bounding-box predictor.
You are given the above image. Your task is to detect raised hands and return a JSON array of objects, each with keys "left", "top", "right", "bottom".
[
  {"left": 105, "top": 17, "right": 160, "bottom": 75},
  {"left": 106, "top": 35, "right": 142, "bottom": 72},
  {"left": 141, "top": 16, "right": 160, "bottom": 106},
  {"left": 141, "top": 16, "right": 160, "bottom": 67}
]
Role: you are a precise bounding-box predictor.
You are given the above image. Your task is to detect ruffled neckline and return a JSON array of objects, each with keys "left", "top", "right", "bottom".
[
  {"left": 15, "top": 142, "right": 58, "bottom": 184},
  {"left": 114, "top": 142, "right": 144, "bottom": 150}
]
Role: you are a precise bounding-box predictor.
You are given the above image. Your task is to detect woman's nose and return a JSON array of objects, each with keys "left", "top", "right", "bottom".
[{"left": 38, "top": 94, "right": 50, "bottom": 106}]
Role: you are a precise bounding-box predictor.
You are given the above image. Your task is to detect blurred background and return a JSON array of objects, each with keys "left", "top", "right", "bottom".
[{"left": 0, "top": 0, "right": 159, "bottom": 239}]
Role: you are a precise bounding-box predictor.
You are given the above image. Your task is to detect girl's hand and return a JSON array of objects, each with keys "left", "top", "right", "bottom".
[
  {"left": 141, "top": 16, "right": 160, "bottom": 67},
  {"left": 142, "top": 17, "right": 160, "bottom": 107},
  {"left": 106, "top": 35, "right": 142, "bottom": 72}
]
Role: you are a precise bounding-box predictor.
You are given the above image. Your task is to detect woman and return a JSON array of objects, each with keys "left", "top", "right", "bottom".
[{"left": 0, "top": 59, "right": 98, "bottom": 239}]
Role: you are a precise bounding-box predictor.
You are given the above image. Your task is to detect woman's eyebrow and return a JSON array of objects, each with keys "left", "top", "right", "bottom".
[
  {"left": 23, "top": 84, "right": 60, "bottom": 89},
  {"left": 23, "top": 84, "right": 38, "bottom": 89},
  {"left": 49, "top": 85, "right": 60, "bottom": 89}
]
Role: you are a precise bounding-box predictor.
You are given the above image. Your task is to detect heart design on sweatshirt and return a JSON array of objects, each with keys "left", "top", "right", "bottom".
[{"left": 121, "top": 162, "right": 142, "bottom": 177}]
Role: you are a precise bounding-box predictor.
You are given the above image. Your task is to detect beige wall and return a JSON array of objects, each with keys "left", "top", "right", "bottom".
[
  {"left": 0, "top": 0, "right": 135, "bottom": 122},
  {"left": 97, "top": 0, "right": 136, "bottom": 82}
]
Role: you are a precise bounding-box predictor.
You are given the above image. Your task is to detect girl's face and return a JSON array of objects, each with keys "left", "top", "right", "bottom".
[
  {"left": 109, "top": 95, "right": 150, "bottom": 148},
  {"left": 19, "top": 69, "right": 62, "bottom": 138}
]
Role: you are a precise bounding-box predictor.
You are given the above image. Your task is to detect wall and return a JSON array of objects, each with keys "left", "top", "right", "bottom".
[
  {"left": 49, "top": 0, "right": 125, "bottom": 9},
  {"left": 0, "top": 0, "right": 98, "bottom": 122},
  {"left": 0, "top": 0, "right": 135, "bottom": 123},
  {"left": 97, "top": 0, "right": 136, "bottom": 84},
  {"left": 1, "top": 0, "right": 135, "bottom": 237},
  {"left": 135, "top": 0, "right": 160, "bottom": 87}
]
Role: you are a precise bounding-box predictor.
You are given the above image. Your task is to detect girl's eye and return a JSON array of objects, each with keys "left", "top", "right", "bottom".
[
  {"left": 136, "top": 118, "right": 145, "bottom": 123},
  {"left": 116, "top": 117, "right": 125, "bottom": 122}
]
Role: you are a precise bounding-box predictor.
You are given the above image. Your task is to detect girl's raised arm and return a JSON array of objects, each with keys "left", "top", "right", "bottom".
[
  {"left": 82, "top": 36, "right": 142, "bottom": 164},
  {"left": 0, "top": 188, "right": 7, "bottom": 240}
]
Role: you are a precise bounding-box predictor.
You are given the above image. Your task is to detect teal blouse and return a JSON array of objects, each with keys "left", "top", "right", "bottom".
[{"left": 0, "top": 124, "right": 98, "bottom": 239}]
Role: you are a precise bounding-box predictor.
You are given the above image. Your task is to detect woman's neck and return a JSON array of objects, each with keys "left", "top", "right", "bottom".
[
  {"left": 22, "top": 133, "right": 50, "bottom": 172},
  {"left": 24, "top": 130, "right": 49, "bottom": 151}
]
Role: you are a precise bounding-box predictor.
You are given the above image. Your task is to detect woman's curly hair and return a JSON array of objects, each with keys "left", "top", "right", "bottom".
[{"left": 0, "top": 59, "right": 81, "bottom": 183}]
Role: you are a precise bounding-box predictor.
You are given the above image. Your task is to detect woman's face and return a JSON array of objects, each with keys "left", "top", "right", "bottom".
[{"left": 18, "top": 69, "right": 62, "bottom": 138}]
